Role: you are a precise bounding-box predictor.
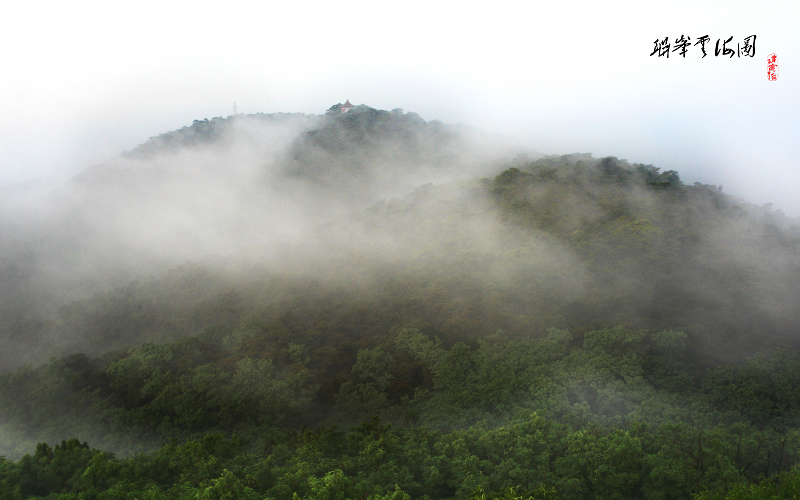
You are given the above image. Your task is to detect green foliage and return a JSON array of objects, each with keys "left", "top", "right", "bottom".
[
  {"left": 395, "top": 328, "right": 444, "bottom": 364},
  {"left": 0, "top": 407, "right": 799, "bottom": 498},
  {"left": 704, "top": 349, "right": 800, "bottom": 427},
  {"left": 353, "top": 347, "right": 395, "bottom": 390},
  {"left": 1, "top": 144, "right": 800, "bottom": 497},
  {"left": 5, "top": 319, "right": 800, "bottom": 496}
]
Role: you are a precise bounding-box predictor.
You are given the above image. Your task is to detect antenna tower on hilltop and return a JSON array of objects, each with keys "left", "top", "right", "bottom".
[{"left": 233, "top": 102, "right": 237, "bottom": 115}]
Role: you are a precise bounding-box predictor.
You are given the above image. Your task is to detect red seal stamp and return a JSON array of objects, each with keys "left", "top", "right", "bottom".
[{"left": 768, "top": 53, "right": 779, "bottom": 81}]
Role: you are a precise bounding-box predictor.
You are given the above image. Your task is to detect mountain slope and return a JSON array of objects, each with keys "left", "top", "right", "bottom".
[{"left": 1, "top": 107, "right": 800, "bottom": 498}]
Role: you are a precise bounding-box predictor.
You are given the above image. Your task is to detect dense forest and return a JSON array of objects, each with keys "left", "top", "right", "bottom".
[{"left": 0, "top": 105, "right": 799, "bottom": 498}]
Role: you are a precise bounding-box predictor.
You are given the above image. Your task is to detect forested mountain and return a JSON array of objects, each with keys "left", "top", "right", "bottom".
[
  {"left": 0, "top": 106, "right": 516, "bottom": 370},
  {"left": 1, "top": 105, "right": 799, "bottom": 498}
]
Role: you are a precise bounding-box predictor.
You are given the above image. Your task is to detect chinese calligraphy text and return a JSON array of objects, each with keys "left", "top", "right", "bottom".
[{"left": 650, "top": 35, "right": 756, "bottom": 58}]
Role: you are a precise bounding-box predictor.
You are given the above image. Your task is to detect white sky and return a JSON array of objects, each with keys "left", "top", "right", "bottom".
[{"left": 2, "top": 0, "right": 798, "bottom": 214}]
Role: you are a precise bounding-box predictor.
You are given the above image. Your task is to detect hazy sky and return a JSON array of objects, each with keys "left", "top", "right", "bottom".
[{"left": 2, "top": 0, "right": 798, "bottom": 214}]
